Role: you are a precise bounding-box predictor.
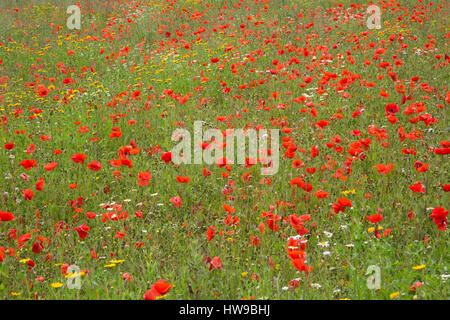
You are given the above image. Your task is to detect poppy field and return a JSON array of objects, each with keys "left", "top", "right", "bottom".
[{"left": 0, "top": 0, "right": 448, "bottom": 300}]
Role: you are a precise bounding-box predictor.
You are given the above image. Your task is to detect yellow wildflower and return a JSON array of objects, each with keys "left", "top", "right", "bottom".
[
  {"left": 412, "top": 264, "right": 426, "bottom": 270},
  {"left": 389, "top": 291, "right": 399, "bottom": 299}
]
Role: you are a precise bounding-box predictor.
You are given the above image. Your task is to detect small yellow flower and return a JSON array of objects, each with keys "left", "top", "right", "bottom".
[
  {"left": 65, "top": 271, "right": 86, "bottom": 279},
  {"left": 51, "top": 282, "right": 63, "bottom": 288},
  {"left": 104, "top": 263, "right": 116, "bottom": 268},
  {"left": 109, "top": 259, "right": 125, "bottom": 264},
  {"left": 342, "top": 189, "right": 356, "bottom": 195},
  {"left": 11, "top": 292, "right": 22, "bottom": 296},
  {"left": 241, "top": 272, "right": 248, "bottom": 277},
  {"left": 412, "top": 264, "right": 426, "bottom": 270},
  {"left": 389, "top": 291, "right": 400, "bottom": 299},
  {"left": 19, "top": 258, "right": 30, "bottom": 263},
  {"left": 368, "top": 227, "right": 375, "bottom": 233}
]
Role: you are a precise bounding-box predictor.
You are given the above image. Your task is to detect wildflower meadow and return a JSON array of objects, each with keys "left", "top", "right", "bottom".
[{"left": 0, "top": 0, "right": 448, "bottom": 301}]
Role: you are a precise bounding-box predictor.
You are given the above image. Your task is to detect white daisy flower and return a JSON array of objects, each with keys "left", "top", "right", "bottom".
[
  {"left": 318, "top": 241, "right": 329, "bottom": 247},
  {"left": 323, "top": 231, "right": 333, "bottom": 238}
]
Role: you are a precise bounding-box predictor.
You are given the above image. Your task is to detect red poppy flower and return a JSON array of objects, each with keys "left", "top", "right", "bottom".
[
  {"left": 85, "top": 212, "right": 96, "bottom": 219},
  {"left": 176, "top": 176, "right": 191, "bottom": 183},
  {"left": 27, "top": 259, "right": 35, "bottom": 269},
  {"left": 258, "top": 221, "right": 266, "bottom": 234},
  {"left": 267, "top": 218, "right": 280, "bottom": 232},
  {"left": 169, "top": 196, "right": 182, "bottom": 207},
  {"left": 373, "top": 163, "right": 394, "bottom": 175},
  {"left": 0, "top": 211, "right": 14, "bottom": 221},
  {"left": 143, "top": 279, "right": 173, "bottom": 300},
  {"left": 131, "top": 90, "right": 141, "bottom": 99},
  {"left": 90, "top": 249, "right": 98, "bottom": 259},
  {"left": 311, "top": 145, "right": 319, "bottom": 158},
  {"left": 202, "top": 168, "right": 212, "bottom": 176},
  {"left": 292, "top": 159, "right": 303, "bottom": 168},
  {"left": 216, "top": 157, "right": 231, "bottom": 167},
  {"left": 385, "top": 103, "right": 400, "bottom": 114},
  {"left": 306, "top": 167, "right": 317, "bottom": 174},
  {"left": 290, "top": 257, "right": 313, "bottom": 276},
  {"left": 109, "top": 127, "right": 122, "bottom": 139},
  {"left": 19, "top": 159, "right": 37, "bottom": 171},
  {"left": 74, "top": 224, "right": 90, "bottom": 240},
  {"left": 366, "top": 214, "right": 383, "bottom": 224},
  {"left": 315, "top": 120, "right": 330, "bottom": 128},
  {"left": 44, "top": 162, "right": 58, "bottom": 171},
  {"left": 37, "top": 84, "right": 49, "bottom": 97},
  {"left": 161, "top": 152, "right": 172, "bottom": 164},
  {"left": 4, "top": 143, "right": 14, "bottom": 150},
  {"left": 71, "top": 153, "right": 87, "bottom": 165},
  {"left": 209, "top": 256, "right": 222, "bottom": 270},
  {"left": 137, "top": 171, "right": 152, "bottom": 186},
  {"left": 23, "top": 189, "right": 34, "bottom": 200},
  {"left": 314, "top": 189, "right": 328, "bottom": 198},
  {"left": 434, "top": 148, "right": 450, "bottom": 155},
  {"left": 32, "top": 241, "right": 44, "bottom": 254},
  {"left": 36, "top": 177, "right": 45, "bottom": 191},
  {"left": 223, "top": 203, "right": 235, "bottom": 213},
  {"left": 17, "top": 233, "right": 31, "bottom": 247},
  {"left": 206, "top": 226, "right": 216, "bottom": 242},
  {"left": 429, "top": 207, "right": 448, "bottom": 231},
  {"left": 337, "top": 197, "right": 352, "bottom": 207},
  {"left": 409, "top": 182, "right": 425, "bottom": 193},
  {"left": 87, "top": 161, "right": 102, "bottom": 171}
]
